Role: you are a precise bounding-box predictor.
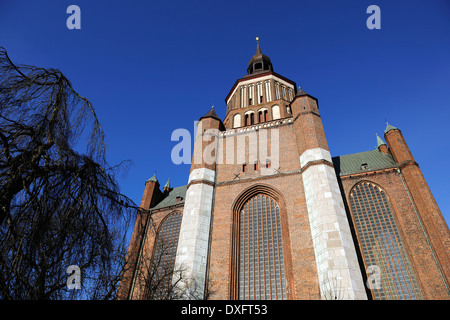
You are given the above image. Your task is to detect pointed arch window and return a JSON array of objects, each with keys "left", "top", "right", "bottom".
[
  {"left": 238, "top": 194, "right": 287, "bottom": 300},
  {"left": 145, "top": 212, "right": 182, "bottom": 299},
  {"left": 349, "top": 182, "right": 422, "bottom": 300}
]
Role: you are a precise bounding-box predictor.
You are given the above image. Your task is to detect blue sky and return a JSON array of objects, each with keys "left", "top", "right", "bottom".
[{"left": 1, "top": 0, "right": 449, "bottom": 227}]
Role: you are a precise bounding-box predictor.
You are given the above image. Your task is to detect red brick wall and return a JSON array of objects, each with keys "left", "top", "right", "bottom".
[
  {"left": 384, "top": 128, "right": 450, "bottom": 298},
  {"left": 117, "top": 180, "right": 162, "bottom": 299}
]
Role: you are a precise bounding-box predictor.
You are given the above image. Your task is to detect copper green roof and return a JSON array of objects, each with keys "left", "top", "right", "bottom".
[
  {"left": 151, "top": 185, "right": 187, "bottom": 210},
  {"left": 384, "top": 122, "right": 398, "bottom": 134},
  {"left": 164, "top": 178, "right": 171, "bottom": 189},
  {"left": 332, "top": 150, "right": 397, "bottom": 176},
  {"left": 376, "top": 133, "right": 386, "bottom": 147},
  {"left": 146, "top": 174, "right": 158, "bottom": 183}
]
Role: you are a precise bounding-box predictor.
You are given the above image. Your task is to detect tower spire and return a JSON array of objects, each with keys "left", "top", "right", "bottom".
[
  {"left": 376, "top": 133, "right": 386, "bottom": 147},
  {"left": 163, "top": 178, "right": 171, "bottom": 193},
  {"left": 247, "top": 36, "right": 273, "bottom": 75}
]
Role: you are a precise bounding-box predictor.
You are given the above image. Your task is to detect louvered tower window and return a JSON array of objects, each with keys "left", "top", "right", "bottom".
[
  {"left": 239, "top": 194, "right": 287, "bottom": 300},
  {"left": 349, "top": 182, "right": 422, "bottom": 300},
  {"left": 145, "top": 212, "right": 182, "bottom": 299}
]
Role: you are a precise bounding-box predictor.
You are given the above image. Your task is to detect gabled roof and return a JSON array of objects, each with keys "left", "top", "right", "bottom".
[
  {"left": 151, "top": 185, "right": 187, "bottom": 210},
  {"left": 332, "top": 149, "right": 397, "bottom": 176}
]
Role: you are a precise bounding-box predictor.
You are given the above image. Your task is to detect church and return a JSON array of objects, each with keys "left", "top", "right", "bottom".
[{"left": 118, "top": 39, "right": 450, "bottom": 300}]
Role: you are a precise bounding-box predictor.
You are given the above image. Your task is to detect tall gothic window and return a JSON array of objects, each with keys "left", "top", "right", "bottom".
[
  {"left": 349, "top": 182, "right": 422, "bottom": 300},
  {"left": 239, "top": 194, "right": 287, "bottom": 300},
  {"left": 145, "top": 212, "right": 182, "bottom": 299}
]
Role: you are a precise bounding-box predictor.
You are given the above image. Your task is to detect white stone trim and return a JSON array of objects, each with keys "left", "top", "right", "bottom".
[
  {"left": 188, "top": 168, "right": 215, "bottom": 184},
  {"left": 300, "top": 147, "right": 332, "bottom": 168},
  {"left": 300, "top": 148, "right": 367, "bottom": 300},
  {"left": 173, "top": 168, "right": 215, "bottom": 299}
]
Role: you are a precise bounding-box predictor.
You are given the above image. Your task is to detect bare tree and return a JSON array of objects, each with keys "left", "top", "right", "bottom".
[
  {"left": 0, "top": 47, "right": 137, "bottom": 299},
  {"left": 129, "top": 218, "right": 203, "bottom": 300}
]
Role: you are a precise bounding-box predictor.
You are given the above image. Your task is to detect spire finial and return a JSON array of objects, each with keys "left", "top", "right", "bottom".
[{"left": 255, "top": 36, "right": 262, "bottom": 55}]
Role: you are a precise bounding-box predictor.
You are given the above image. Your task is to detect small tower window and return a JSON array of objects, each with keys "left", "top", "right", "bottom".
[
  {"left": 243, "top": 163, "right": 247, "bottom": 172},
  {"left": 286, "top": 105, "right": 291, "bottom": 114},
  {"left": 245, "top": 111, "right": 255, "bottom": 126},
  {"left": 258, "top": 109, "right": 268, "bottom": 123},
  {"left": 254, "top": 161, "right": 259, "bottom": 170},
  {"left": 257, "top": 82, "right": 263, "bottom": 104},
  {"left": 266, "top": 159, "right": 271, "bottom": 168}
]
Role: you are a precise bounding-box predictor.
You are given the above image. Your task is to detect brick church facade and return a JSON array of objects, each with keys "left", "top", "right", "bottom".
[{"left": 118, "top": 40, "right": 450, "bottom": 300}]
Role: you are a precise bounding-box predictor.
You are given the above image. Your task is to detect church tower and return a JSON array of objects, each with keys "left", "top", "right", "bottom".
[{"left": 205, "top": 38, "right": 367, "bottom": 300}]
